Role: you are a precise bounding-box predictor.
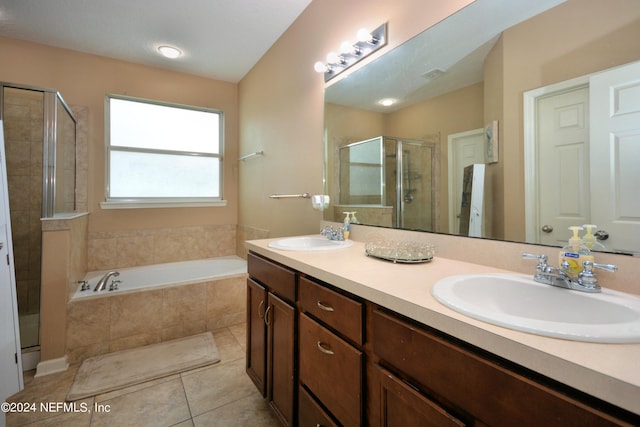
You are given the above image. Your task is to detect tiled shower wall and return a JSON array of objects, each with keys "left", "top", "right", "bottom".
[
  {"left": 4, "top": 89, "right": 44, "bottom": 316},
  {"left": 87, "top": 224, "right": 238, "bottom": 271}
]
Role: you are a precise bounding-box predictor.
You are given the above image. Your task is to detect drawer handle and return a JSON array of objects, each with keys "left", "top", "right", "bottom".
[
  {"left": 316, "top": 341, "right": 334, "bottom": 355},
  {"left": 258, "top": 300, "right": 265, "bottom": 319},
  {"left": 316, "top": 301, "right": 334, "bottom": 312}
]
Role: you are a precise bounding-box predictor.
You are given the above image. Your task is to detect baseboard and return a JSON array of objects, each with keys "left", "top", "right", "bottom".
[
  {"left": 35, "top": 356, "right": 69, "bottom": 377},
  {"left": 21, "top": 349, "right": 40, "bottom": 372}
]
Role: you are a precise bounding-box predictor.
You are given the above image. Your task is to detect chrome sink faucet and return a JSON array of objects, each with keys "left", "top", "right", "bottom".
[
  {"left": 522, "top": 253, "right": 617, "bottom": 293},
  {"left": 320, "top": 225, "right": 344, "bottom": 241},
  {"left": 94, "top": 271, "right": 120, "bottom": 292}
]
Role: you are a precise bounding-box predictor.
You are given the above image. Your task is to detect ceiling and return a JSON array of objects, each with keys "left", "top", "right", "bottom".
[{"left": 0, "top": 0, "right": 312, "bottom": 83}]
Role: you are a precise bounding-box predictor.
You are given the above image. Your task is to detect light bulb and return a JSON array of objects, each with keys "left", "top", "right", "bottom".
[
  {"left": 326, "top": 52, "right": 343, "bottom": 65},
  {"left": 357, "top": 28, "right": 373, "bottom": 43},
  {"left": 340, "top": 41, "right": 360, "bottom": 56},
  {"left": 314, "top": 61, "right": 328, "bottom": 73}
]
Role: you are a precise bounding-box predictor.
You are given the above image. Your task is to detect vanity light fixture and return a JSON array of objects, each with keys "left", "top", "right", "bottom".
[
  {"left": 314, "top": 23, "right": 387, "bottom": 82},
  {"left": 157, "top": 45, "right": 182, "bottom": 59}
]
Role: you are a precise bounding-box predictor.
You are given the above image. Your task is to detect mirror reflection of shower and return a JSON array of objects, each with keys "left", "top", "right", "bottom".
[
  {"left": 338, "top": 136, "right": 436, "bottom": 231},
  {"left": 0, "top": 83, "right": 77, "bottom": 354}
]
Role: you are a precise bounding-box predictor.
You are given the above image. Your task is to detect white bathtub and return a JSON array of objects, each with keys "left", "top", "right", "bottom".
[{"left": 72, "top": 256, "right": 247, "bottom": 300}]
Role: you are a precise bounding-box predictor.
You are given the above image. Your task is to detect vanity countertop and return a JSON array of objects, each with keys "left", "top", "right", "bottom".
[{"left": 246, "top": 237, "right": 640, "bottom": 416}]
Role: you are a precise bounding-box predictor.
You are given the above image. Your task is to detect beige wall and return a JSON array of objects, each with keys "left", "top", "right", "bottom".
[
  {"left": 0, "top": 36, "right": 239, "bottom": 235},
  {"left": 238, "top": 0, "right": 475, "bottom": 238}
]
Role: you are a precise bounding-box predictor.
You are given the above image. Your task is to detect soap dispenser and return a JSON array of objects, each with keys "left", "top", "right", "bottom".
[
  {"left": 559, "top": 226, "right": 594, "bottom": 278},
  {"left": 582, "top": 224, "right": 607, "bottom": 251},
  {"left": 342, "top": 212, "right": 351, "bottom": 240}
]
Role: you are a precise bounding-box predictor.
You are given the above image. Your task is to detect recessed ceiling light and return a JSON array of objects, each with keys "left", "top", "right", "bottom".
[
  {"left": 158, "top": 45, "right": 182, "bottom": 59},
  {"left": 379, "top": 98, "right": 396, "bottom": 107}
]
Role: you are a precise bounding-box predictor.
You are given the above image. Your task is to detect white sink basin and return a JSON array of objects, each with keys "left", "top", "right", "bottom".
[
  {"left": 268, "top": 236, "right": 354, "bottom": 251},
  {"left": 432, "top": 274, "right": 640, "bottom": 343}
]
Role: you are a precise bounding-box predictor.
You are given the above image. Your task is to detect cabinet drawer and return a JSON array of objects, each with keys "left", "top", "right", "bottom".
[
  {"left": 298, "top": 385, "right": 339, "bottom": 427},
  {"left": 299, "top": 276, "right": 363, "bottom": 344},
  {"left": 248, "top": 252, "right": 296, "bottom": 303},
  {"left": 373, "top": 309, "right": 631, "bottom": 427},
  {"left": 299, "top": 313, "right": 362, "bottom": 427},
  {"left": 378, "top": 366, "right": 465, "bottom": 427}
]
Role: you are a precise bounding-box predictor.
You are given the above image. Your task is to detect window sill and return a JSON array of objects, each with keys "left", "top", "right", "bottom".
[{"left": 100, "top": 199, "right": 227, "bottom": 209}]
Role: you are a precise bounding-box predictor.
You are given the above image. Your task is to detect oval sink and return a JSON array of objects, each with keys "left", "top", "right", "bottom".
[
  {"left": 432, "top": 274, "right": 640, "bottom": 343},
  {"left": 268, "top": 236, "right": 354, "bottom": 251}
]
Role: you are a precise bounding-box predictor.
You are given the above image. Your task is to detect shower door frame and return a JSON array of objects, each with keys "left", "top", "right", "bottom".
[{"left": 0, "top": 82, "right": 77, "bottom": 218}]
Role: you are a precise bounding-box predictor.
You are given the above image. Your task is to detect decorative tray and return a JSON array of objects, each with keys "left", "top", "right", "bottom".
[{"left": 364, "top": 240, "right": 435, "bottom": 264}]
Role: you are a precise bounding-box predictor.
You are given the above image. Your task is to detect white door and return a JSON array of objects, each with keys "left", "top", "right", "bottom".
[
  {"left": 536, "top": 86, "right": 590, "bottom": 246},
  {"left": 0, "top": 121, "right": 23, "bottom": 408},
  {"left": 589, "top": 60, "right": 640, "bottom": 253},
  {"left": 448, "top": 129, "right": 485, "bottom": 234}
]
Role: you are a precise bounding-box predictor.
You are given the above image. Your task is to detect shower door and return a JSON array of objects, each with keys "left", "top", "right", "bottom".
[
  {"left": 384, "top": 138, "right": 435, "bottom": 231},
  {"left": 398, "top": 140, "right": 435, "bottom": 231},
  {"left": 1, "top": 83, "right": 77, "bottom": 354}
]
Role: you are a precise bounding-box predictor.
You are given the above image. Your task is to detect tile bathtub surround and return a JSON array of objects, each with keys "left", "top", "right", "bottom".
[
  {"left": 66, "top": 275, "right": 247, "bottom": 365},
  {"left": 6, "top": 325, "right": 281, "bottom": 427},
  {"left": 87, "top": 224, "right": 238, "bottom": 270}
]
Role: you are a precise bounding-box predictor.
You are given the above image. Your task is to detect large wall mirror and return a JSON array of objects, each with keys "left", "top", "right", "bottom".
[{"left": 324, "top": 0, "right": 640, "bottom": 255}]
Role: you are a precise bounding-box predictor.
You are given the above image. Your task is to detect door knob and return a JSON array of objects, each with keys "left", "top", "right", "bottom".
[
  {"left": 541, "top": 225, "right": 553, "bottom": 233},
  {"left": 594, "top": 230, "right": 609, "bottom": 241}
]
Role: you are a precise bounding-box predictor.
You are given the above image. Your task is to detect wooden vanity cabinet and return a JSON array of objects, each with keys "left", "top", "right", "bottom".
[
  {"left": 372, "top": 308, "right": 638, "bottom": 427},
  {"left": 246, "top": 251, "right": 639, "bottom": 426},
  {"left": 377, "top": 365, "right": 465, "bottom": 427},
  {"left": 246, "top": 252, "right": 297, "bottom": 426},
  {"left": 298, "top": 276, "right": 365, "bottom": 426}
]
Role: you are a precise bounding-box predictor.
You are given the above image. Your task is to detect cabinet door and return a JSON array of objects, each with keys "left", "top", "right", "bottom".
[
  {"left": 298, "top": 385, "right": 339, "bottom": 427},
  {"left": 378, "top": 366, "right": 465, "bottom": 427},
  {"left": 268, "top": 292, "right": 296, "bottom": 426},
  {"left": 299, "top": 313, "right": 362, "bottom": 427},
  {"left": 246, "top": 278, "right": 267, "bottom": 396}
]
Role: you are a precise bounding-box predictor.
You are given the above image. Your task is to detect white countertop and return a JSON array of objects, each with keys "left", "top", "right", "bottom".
[{"left": 246, "top": 237, "right": 640, "bottom": 416}]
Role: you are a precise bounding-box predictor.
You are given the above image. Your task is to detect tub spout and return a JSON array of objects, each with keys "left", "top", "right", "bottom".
[{"left": 94, "top": 271, "right": 120, "bottom": 292}]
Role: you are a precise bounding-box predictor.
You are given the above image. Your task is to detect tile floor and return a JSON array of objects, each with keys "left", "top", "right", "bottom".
[{"left": 5, "top": 323, "right": 281, "bottom": 427}]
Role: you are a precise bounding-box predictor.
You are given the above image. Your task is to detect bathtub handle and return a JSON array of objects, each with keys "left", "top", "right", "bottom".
[
  {"left": 258, "top": 300, "right": 265, "bottom": 319},
  {"left": 264, "top": 305, "right": 272, "bottom": 326}
]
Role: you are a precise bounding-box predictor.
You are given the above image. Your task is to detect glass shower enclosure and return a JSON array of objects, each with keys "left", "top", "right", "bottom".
[
  {"left": 0, "top": 83, "right": 77, "bottom": 353},
  {"left": 339, "top": 136, "right": 435, "bottom": 231}
]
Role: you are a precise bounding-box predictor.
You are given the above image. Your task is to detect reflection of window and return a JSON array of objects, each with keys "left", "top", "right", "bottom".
[{"left": 106, "top": 95, "right": 223, "bottom": 205}]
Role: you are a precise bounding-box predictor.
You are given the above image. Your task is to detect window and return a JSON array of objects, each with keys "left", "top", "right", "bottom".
[{"left": 104, "top": 95, "right": 224, "bottom": 208}]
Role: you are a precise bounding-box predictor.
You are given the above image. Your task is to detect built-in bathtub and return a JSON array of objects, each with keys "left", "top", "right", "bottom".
[
  {"left": 66, "top": 256, "right": 248, "bottom": 364},
  {"left": 72, "top": 256, "right": 247, "bottom": 299}
]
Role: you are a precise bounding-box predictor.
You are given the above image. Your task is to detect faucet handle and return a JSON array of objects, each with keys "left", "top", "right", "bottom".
[
  {"left": 588, "top": 261, "right": 618, "bottom": 273},
  {"left": 522, "top": 252, "right": 548, "bottom": 265},
  {"left": 577, "top": 261, "right": 616, "bottom": 291}
]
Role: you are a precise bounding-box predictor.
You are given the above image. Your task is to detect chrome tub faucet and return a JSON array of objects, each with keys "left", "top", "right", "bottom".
[{"left": 94, "top": 271, "right": 120, "bottom": 292}]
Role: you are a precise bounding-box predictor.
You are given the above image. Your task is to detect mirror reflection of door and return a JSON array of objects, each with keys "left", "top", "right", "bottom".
[
  {"left": 448, "top": 129, "right": 485, "bottom": 234},
  {"left": 589, "top": 60, "right": 640, "bottom": 254},
  {"left": 528, "top": 60, "right": 640, "bottom": 254},
  {"left": 536, "top": 85, "right": 590, "bottom": 247}
]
